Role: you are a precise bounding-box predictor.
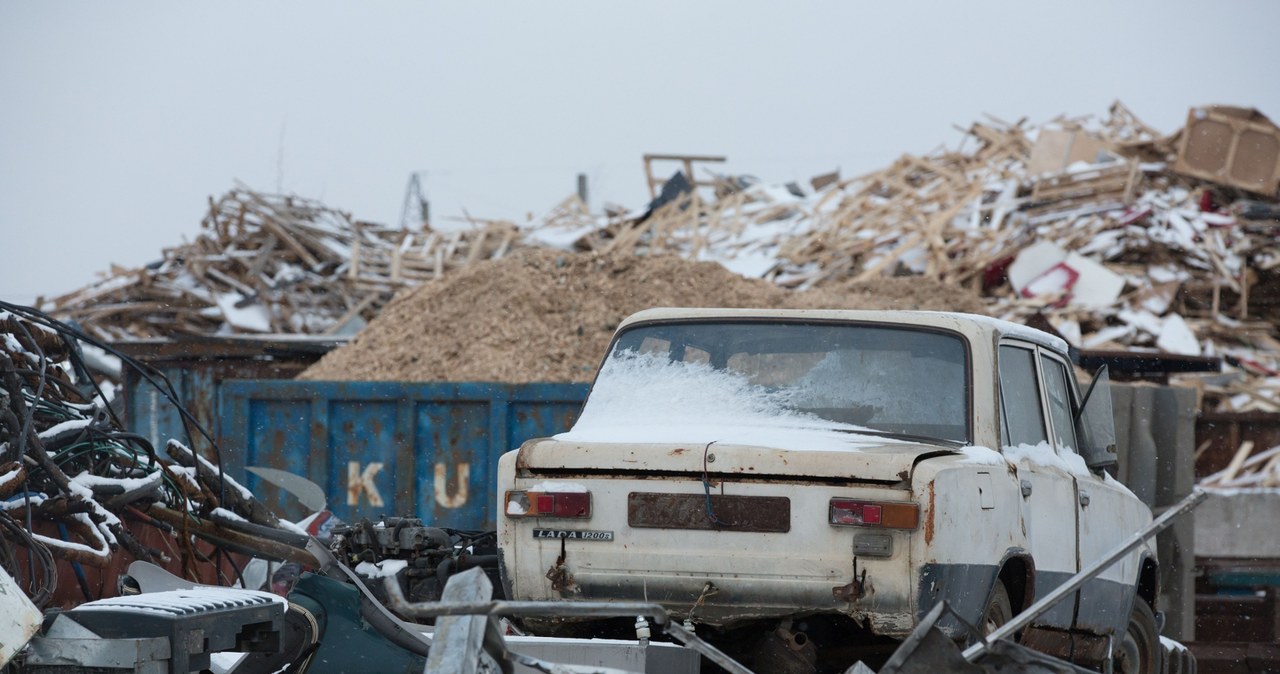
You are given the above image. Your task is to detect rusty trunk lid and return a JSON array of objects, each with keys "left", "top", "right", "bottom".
[{"left": 515, "top": 435, "right": 953, "bottom": 483}]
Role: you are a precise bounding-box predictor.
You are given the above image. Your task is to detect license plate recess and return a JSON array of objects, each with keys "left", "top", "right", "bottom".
[{"left": 627, "top": 492, "right": 790, "bottom": 532}]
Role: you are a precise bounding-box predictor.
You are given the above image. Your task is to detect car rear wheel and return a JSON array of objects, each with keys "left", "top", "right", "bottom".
[
  {"left": 1115, "top": 598, "right": 1161, "bottom": 674},
  {"left": 982, "top": 579, "right": 1013, "bottom": 637}
]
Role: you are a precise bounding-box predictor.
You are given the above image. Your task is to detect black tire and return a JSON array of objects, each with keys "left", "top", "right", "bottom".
[
  {"left": 982, "top": 579, "right": 1013, "bottom": 637},
  {"left": 1115, "top": 598, "right": 1162, "bottom": 674}
]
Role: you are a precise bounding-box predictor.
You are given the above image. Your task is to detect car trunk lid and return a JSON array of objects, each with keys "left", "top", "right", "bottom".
[{"left": 515, "top": 434, "right": 954, "bottom": 484}]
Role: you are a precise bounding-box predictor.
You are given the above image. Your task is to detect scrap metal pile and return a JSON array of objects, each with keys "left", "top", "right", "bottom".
[
  {"left": 0, "top": 303, "right": 313, "bottom": 609},
  {"left": 42, "top": 188, "right": 524, "bottom": 340}
]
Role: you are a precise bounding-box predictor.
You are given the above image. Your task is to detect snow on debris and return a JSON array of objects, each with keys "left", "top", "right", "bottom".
[
  {"left": 40, "top": 103, "right": 1280, "bottom": 412},
  {"left": 73, "top": 588, "right": 286, "bottom": 615},
  {"left": 355, "top": 559, "right": 409, "bottom": 579}
]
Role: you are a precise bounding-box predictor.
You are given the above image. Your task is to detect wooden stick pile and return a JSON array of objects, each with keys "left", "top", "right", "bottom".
[
  {"left": 42, "top": 188, "right": 525, "bottom": 340},
  {"left": 33, "top": 102, "right": 1280, "bottom": 412},
  {"left": 1199, "top": 442, "right": 1280, "bottom": 488},
  {"left": 515, "top": 102, "right": 1280, "bottom": 412}
]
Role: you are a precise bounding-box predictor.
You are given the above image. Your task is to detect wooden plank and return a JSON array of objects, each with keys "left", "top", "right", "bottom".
[{"left": 1217, "top": 440, "right": 1256, "bottom": 485}]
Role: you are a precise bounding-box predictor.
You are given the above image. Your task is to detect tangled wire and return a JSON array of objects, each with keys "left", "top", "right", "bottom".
[{"left": 0, "top": 300, "right": 295, "bottom": 606}]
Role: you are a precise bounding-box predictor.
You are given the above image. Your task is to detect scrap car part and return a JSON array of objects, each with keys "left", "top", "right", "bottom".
[
  {"left": 21, "top": 588, "right": 286, "bottom": 674},
  {"left": 329, "top": 516, "right": 502, "bottom": 609},
  {"left": 382, "top": 569, "right": 747, "bottom": 674}
]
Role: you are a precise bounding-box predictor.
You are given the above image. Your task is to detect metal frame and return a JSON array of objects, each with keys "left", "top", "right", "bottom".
[
  {"left": 380, "top": 574, "right": 753, "bottom": 674},
  {"left": 962, "top": 488, "right": 1207, "bottom": 661}
]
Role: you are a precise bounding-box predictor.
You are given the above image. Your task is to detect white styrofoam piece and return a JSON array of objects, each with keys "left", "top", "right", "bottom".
[
  {"left": 1, "top": 567, "right": 42, "bottom": 667},
  {"left": 1008, "top": 241, "right": 1124, "bottom": 308},
  {"left": 1062, "top": 252, "right": 1125, "bottom": 308},
  {"left": 1156, "top": 313, "right": 1201, "bottom": 356},
  {"left": 1023, "top": 265, "right": 1074, "bottom": 298},
  {"left": 1007, "top": 240, "right": 1064, "bottom": 293},
  {"left": 1117, "top": 309, "right": 1164, "bottom": 338}
]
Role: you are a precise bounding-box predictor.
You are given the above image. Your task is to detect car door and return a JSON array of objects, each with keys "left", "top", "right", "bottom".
[
  {"left": 997, "top": 342, "right": 1077, "bottom": 629},
  {"left": 1038, "top": 353, "right": 1148, "bottom": 636}
]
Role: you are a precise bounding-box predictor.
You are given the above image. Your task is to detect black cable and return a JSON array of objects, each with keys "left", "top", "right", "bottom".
[
  {"left": 0, "top": 509, "right": 57, "bottom": 608},
  {"left": 218, "top": 546, "right": 248, "bottom": 590},
  {"left": 58, "top": 521, "right": 96, "bottom": 602},
  {"left": 3, "top": 304, "right": 286, "bottom": 598},
  {"left": 1, "top": 302, "right": 201, "bottom": 443},
  {"left": 9, "top": 317, "right": 50, "bottom": 481},
  {"left": 0, "top": 301, "right": 228, "bottom": 501}
]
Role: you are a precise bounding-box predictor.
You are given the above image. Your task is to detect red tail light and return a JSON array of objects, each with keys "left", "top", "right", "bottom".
[
  {"left": 830, "top": 498, "right": 918, "bottom": 529},
  {"left": 505, "top": 490, "right": 591, "bottom": 519}
]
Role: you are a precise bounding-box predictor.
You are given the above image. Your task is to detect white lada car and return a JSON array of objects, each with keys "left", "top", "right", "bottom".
[{"left": 497, "top": 309, "right": 1160, "bottom": 673}]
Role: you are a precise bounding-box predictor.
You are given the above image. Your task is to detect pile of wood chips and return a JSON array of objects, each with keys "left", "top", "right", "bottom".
[
  {"left": 41, "top": 189, "right": 524, "bottom": 340},
  {"left": 299, "top": 248, "right": 984, "bottom": 383}
]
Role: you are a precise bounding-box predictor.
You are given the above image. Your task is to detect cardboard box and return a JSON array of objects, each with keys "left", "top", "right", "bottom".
[
  {"left": 1027, "top": 128, "right": 1114, "bottom": 175},
  {"left": 1173, "top": 105, "right": 1280, "bottom": 196}
]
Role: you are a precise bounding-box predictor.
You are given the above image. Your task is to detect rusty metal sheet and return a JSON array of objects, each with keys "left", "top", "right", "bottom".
[{"left": 628, "top": 492, "right": 790, "bottom": 533}]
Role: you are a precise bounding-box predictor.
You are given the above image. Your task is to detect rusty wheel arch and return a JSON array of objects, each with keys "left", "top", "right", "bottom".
[
  {"left": 995, "top": 548, "right": 1036, "bottom": 615},
  {"left": 1136, "top": 554, "right": 1159, "bottom": 608}
]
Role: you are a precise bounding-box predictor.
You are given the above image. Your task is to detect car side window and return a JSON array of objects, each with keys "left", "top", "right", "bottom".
[
  {"left": 998, "top": 344, "right": 1048, "bottom": 448},
  {"left": 1039, "top": 354, "right": 1079, "bottom": 453}
]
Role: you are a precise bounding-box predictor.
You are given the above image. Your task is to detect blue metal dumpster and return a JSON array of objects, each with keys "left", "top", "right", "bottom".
[
  {"left": 219, "top": 381, "right": 589, "bottom": 528},
  {"left": 116, "top": 337, "right": 331, "bottom": 460}
]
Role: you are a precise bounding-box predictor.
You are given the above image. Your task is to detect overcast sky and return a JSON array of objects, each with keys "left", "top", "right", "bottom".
[{"left": 3, "top": 1, "right": 1278, "bottom": 304}]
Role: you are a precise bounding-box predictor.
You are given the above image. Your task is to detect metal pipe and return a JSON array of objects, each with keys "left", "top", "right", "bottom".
[
  {"left": 392, "top": 598, "right": 677, "bottom": 622},
  {"left": 382, "top": 576, "right": 753, "bottom": 674},
  {"left": 144, "top": 505, "right": 318, "bottom": 567},
  {"left": 962, "top": 488, "right": 1207, "bottom": 661}
]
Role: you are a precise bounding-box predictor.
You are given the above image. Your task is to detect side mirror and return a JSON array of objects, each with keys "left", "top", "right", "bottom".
[{"left": 1076, "top": 365, "right": 1117, "bottom": 470}]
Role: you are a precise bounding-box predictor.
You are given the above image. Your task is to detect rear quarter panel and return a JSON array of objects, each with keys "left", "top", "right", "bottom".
[{"left": 911, "top": 456, "right": 1028, "bottom": 637}]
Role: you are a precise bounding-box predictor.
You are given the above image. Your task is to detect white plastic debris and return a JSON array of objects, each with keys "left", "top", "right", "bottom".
[
  {"left": 1, "top": 567, "right": 42, "bottom": 667},
  {"left": 1007, "top": 241, "right": 1124, "bottom": 309},
  {"left": 1156, "top": 313, "right": 1201, "bottom": 356}
]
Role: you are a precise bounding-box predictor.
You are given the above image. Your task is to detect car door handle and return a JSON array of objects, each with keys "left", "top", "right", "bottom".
[{"left": 1079, "top": 491, "right": 1090, "bottom": 507}]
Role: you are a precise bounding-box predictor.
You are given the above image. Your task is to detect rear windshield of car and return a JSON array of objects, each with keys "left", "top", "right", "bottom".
[{"left": 586, "top": 320, "right": 970, "bottom": 445}]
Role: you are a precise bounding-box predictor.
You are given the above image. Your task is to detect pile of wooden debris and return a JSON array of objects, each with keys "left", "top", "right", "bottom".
[
  {"left": 41, "top": 189, "right": 523, "bottom": 340},
  {"left": 513, "top": 102, "right": 1280, "bottom": 412},
  {"left": 1200, "top": 442, "right": 1280, "bottom": 489},
  {"left": 38, "top": 103, "right": 1280, "bottom": 410}
]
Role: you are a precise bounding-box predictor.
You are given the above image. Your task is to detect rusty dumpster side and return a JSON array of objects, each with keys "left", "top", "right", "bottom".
[{"left": 219, "top": 380, "right": 589, "bottom": 527}]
